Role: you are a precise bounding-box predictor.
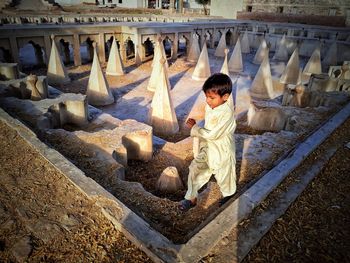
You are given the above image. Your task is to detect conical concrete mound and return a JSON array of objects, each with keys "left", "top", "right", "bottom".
[
  {"left": 187, "top": 34, "right": 201, "bottom": 63},
  {"left": 152, "top": 37, "right": 168, "bottom": 68},
  {"left": 148, "top": 38, "right": 170, "bottom": 92},
  {"left": 214, "top": 31, "right": 227, "bottom": 57},
  {"left": 273, "top": 34, "right": 288, "bottom": 61},
  {"left": 280, "top": 47, "right": 300, "bottom": 85},
  {"left": 253, "top": 38, "right": 269, "bottom": 65},
  {"left": 192, "top": 42, "right": 211, "bottom": 81},
  {"left": 47, "top": 35, "right": 70, "bottom": 86},
  {"left": 250, "top": 53, "right": 275, "bottom": 99},
  {"left": 241, "top": 30, "right": 250, "bottom": 54},
  {"left": 86, "top": 43, "right": 115, "bottom": 106},
  {"left": 149, "top": 58, "right": 179, "bottom": 136},
  {"left": 106, "top": 37, "right": 124, "bottom": 76},
  {"left": 322, "top": 42, "right": 337, "bottom": 68},
  {"left": 228, "top": 38, "right": 243, "bottom": 73},
  {"left": 220, "top": 49, "right": 229, "bottom": 75},
  {"left": 302, "top": 47, "right": 322, "bottom": 82}
]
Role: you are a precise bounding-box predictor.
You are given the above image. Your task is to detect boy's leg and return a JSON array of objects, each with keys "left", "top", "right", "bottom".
[
  {"left": 214, "top": 161, "right": 237, "bottom": 198},
  {"left": 184, "top": 151, "right": 213, "bottom": 201}
]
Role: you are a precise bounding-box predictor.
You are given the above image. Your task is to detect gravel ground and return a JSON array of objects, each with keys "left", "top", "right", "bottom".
[
  {"left": 244, "top": 117, "right": 350, "bottom": 262},
  {"left": 201, "top": 116, "right": 350, "bottom": 263},
  {"left": 0, "top": 120, "right": 152, "bottom": 263}
]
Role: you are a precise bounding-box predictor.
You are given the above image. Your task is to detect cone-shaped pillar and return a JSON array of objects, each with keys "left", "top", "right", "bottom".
[
  {"left": 86, "top": 43, "right": 115, "bottom": 106},
  {"left": 253, "top": 38, "right": 269, "bottom": 64},
  {"left": 192, "top": 42, "right": 211, "bottom": 81},
  {"left": 214, "top": 31, "right": 227, "bottom": 57},
  {"left": 322, "top": 42, "right": 337, "bottom": 68},
  {"left": 228, "top": 38, "right": 243, "bottom": 73},
  {"left": 148, "top": 38, "right": 170, "bottom": 92},
  {"left": 152, "top": 37, "right": 168, "bottom": 68},
  {"left": 250, "top": 53, "right": 275, "bottom": 99},
  {"left": 149, "top": 58, "right": 179, "bottom": 136},
  {"left": 106, "top": 37, "right": 124, "bottom": 76},
  {"left": 273, "top": 34, "right": 288, "bottom": 61},
  {"left": 220, "top": 48, "right": 229, "bottom": 75},
  {"left": 187, "top": 34, "right": 201, "bottom": 63},
  {"left": 47, "top": 35, "right": 70, "bottom": 85},
  {"left": 302, "top": 47, "right": 322, "bottom": 83},
  {"left": 280, "top": 47, "right": 300, "bottom": 85},
  {"left": 241, "top": 30, "right": 250, "bottom": 54},
  {"left": 156, "top": 166, "right": 183, "bottom": 193}
]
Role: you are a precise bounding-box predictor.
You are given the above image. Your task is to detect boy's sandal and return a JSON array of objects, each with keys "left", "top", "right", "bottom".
[
  {"left": 178, "top": 199, "right": 196, "bottom": 212},
  {"left": 219, "top": 195, "right": 233, "bottom": 207}
]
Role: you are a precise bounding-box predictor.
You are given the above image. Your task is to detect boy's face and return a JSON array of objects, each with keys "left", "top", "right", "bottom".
[{"left": 205, "top": 90, "right": 229, "bottom": 109}]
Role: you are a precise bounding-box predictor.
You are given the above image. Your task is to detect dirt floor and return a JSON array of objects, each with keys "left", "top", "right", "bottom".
[
  {"left": 0, "top": 120, "right": 152, "bottom": 263},
  {"left": 201, "top": 116, "right": 350, "bottom": 263},
  {"left": 243, "top": 117, "right": 350, "bottom": 262}
]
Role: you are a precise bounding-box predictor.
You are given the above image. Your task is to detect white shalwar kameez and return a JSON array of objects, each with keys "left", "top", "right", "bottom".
[{"left": 185, "top": 102, "right": 237, "bottom": 200}]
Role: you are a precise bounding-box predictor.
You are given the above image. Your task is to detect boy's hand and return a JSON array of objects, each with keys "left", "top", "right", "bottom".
[{"left": 186, "top": 118, "right": 196, "bottom": 128}]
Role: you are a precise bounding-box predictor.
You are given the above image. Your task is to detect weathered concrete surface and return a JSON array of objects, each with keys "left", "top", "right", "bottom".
[
  {"left": 106, "top": 37, "right": 125, "bottom": 76},
  {"left": 187, "top": 34, "right": 201, "bottom": 63},
  {"left": 192, "top": 42, "right": 211, "bottom": 81},
  {"left": 228, "top": 38, "right": 243, "bottom": 73},
  {"left": 86, "top": 44, "right": 115, "bottom": 106},
  {"left": 156, "top": 166, "right": 184, "bottom": 193},
  {"left": 47, "top": 35, "right": 70, "bottom": 86},
  {"left": 247, "top": 103, "right": 287, "bottom": 132},
  {"left": 0, "top": 93, "right": 88, "bottom": 130},
  {"left": 0, "top": 63, "right": 19, "bottom": 80},
  {"left": 149, "top": 58, "right": 179, "bottom": 136}
]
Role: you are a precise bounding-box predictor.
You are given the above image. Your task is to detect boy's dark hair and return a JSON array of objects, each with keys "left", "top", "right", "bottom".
[{"left": 202, "top": 73, "right": 232, "bottom": 96}]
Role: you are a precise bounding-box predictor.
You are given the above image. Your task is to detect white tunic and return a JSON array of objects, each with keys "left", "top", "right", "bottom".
[{"left": 185, "top": 102, "right": 237, "bottom": 199}]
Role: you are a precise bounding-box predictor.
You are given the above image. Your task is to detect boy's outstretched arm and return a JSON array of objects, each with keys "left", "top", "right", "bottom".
[{"left": 191, "top": 112, "right": 236, "bottom": 141}]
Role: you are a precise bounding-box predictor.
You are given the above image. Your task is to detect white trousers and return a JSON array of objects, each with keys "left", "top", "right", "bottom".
[{"left": 184, "top": 149, "right": 236, "bottom": 200}]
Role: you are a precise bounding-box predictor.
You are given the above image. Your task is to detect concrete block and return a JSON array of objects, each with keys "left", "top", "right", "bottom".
[{"left": 0, "top": 63, "right": 19, "bottom": 80}]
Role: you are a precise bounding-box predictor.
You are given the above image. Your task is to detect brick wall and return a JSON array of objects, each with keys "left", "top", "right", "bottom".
[{"left": 237, "top": 12, "right": 346, "bottom": 27}]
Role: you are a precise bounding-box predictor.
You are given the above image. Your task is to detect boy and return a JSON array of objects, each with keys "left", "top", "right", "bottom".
[{"left": 179, "top": 73, "right": 237, "bottom": 212}]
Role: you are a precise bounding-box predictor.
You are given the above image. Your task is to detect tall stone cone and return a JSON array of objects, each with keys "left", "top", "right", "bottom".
[
  {"left": 322, "top": 42, "right": 337, "bottom": 68},
  {"left": 148, "top": 39, "right": 170, "bottom": 92},
  {"left": 302, "top": 47, "right": 322, "bottom": 83},
  {"left": 187, "top": 34, "right": 201, "bottom": 63},
  {"left": 151, "top": 41, "right": 160, "bottom": 67},
  {"left": 241, "top": 30, "right": 250, "bottom": 54},
  {"left": 273, "top": 34, "right": 288, "bottom": 61},
  {"left": 152, "top": 37, "right": 169, "bottom": 68},
  {"left": 227, "top": 94, "right": 235, "bottom": 111},
  {"left": 253, "top": 38, "right": 269, "bottom": 64},
  {"left": 220, "top": 49, "right": 229, "bottom": 75},
  {"left": 106, "top": 37, "right": 124, "bottom": 76},
  {"left": 47, "top": 35, "right": 70, "bottom": 85},
  {"left": 86, "top": 43, "right": 115, "bottom": 106},
  {"left": 250, "top": 53, "right": 275, "bottom": 99},
  {"left": 214, "top": 31, "right": 227, "bottom": 57},
  {"left": 228, "top": 38, "right": 243, "bottom": 73},
  {"left": 149, "top": 58, "right": 179, "bottom": 135},
  {"left": 192, "top": 42, "right": 211, "bottom": 81},
  {"left": 280, "top": 47, "right": 300, "bottom": 85}
]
